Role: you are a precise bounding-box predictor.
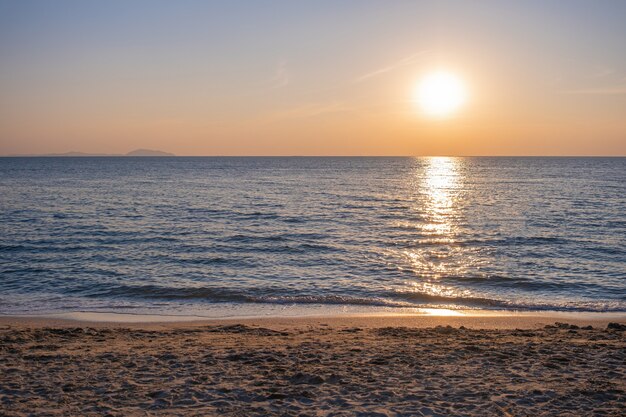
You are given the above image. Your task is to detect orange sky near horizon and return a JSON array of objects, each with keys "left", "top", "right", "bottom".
[{"left": 1, "top": 1, "right": 625, "bottom": 156}]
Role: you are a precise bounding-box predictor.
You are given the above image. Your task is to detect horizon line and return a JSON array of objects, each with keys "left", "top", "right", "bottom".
[{"left": 2, "top": 154, "right": 626, "bottom": 158}]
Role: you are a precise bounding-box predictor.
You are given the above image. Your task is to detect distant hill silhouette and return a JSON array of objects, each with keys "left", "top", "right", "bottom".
[
  {"left": 125, "top": 149, "right": 175, "bottom": 156},
  {"left": 41, "top": 151, "right": 116, "bottom": 157},
  {"left": 9, "top": 149, "right": 175, "bottom": 157}
]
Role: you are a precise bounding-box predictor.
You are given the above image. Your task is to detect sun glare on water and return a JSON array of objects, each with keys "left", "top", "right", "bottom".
[{"left": 414, "top": 71, "right": 468, "bottom": 117}]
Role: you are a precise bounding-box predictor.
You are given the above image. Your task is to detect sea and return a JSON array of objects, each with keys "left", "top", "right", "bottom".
[{"left": 1, "top": 157, "right": 625, "bottom": 318}]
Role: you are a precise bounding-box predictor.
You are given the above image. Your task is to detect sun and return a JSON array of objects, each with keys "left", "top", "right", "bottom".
[{"left": 414, "top": 71, "right": 467, "bottom": 117}]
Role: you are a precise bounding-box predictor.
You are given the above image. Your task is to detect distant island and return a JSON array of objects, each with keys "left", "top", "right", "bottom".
[
  {"left": 10, "top": 149, "right": 175, "bottom": 157},
  {"left": 125, "top": 149, "right": 175, "bottom": 157}
]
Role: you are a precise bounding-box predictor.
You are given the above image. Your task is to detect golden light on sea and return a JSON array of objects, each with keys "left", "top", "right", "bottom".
[
  {"left": 422, "top": 156, "right": 460, "bottom": 238},
  {"left": 394, "top": 157, "right": 469, "bottom": 303}
]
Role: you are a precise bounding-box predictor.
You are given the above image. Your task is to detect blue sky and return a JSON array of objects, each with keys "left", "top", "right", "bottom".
[{"left": 1, "top": 0, "right": 625, "bottom": 155}]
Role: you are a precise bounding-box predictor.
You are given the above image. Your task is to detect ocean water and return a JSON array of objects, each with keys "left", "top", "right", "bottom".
[{"left": 1, "top": 157, "right": 625, "bottom": 317}]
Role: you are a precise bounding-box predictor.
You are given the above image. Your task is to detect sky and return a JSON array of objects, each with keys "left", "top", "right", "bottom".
[{"left": 1, "top": 0, "right": 625, "bottom": 156}]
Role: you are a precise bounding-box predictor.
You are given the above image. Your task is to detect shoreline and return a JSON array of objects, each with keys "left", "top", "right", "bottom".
[{"left": 2, "top": 308, "right": 625, "bottom": 330}]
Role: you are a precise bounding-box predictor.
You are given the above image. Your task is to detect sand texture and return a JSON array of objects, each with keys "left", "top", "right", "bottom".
[{"left": 1, "top": 320, "right": 625, "bottom": 416}]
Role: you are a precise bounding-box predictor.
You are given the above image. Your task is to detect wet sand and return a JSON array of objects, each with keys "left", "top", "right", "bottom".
[{"left": 1, "top": 314, "right": 625, "bottom": 416}]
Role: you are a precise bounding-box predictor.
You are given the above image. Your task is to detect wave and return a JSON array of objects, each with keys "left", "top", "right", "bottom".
[
  {"left": 3, "top": 157, "right": 625, "bottom": 316},
  {"left": 74, "top": 283, "right": 626, "bottom": 312}
]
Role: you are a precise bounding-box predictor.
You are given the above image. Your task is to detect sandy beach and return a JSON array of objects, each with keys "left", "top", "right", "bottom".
[{"left": 1, "top": 313, "right": 624, "bottom": 416}]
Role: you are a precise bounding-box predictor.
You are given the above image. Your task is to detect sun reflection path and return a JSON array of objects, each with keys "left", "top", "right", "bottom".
[
  {"left": 396, "top": 157, "right": 470, "bottom": 303},
  {"left": 413, "top": 156, "right": 463, "bottom": 275},
  {"left": 423, "top": 156, "right": 460, "bottom": 236}
]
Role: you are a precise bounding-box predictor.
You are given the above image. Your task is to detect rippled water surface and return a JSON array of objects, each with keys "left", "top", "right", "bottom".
[{"left": 1, "top": 157, "right": 625, "bottom": 315}]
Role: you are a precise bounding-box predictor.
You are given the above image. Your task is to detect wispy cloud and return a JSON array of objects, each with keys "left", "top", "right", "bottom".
[
  {"left": 354, "top": 51, "right": 427, "bottom": 83},
  {"left": 587, "top": 66, "right": 615, "bottom": 79},
  {"left": 270, "top": 60, "right": 290, "bottom": 88},
  {"left": 265, "top": 102, "right": 352, "bottom": 122},
  {"left": 561, "top": 67, "right": 626, "bottom": 94},
  {"left": 564, "top": 85, "right": 626, "bottom": 95}
]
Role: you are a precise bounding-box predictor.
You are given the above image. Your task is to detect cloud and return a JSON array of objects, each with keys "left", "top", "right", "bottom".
[
  {"left": 270, "top": 60, "right": 290, "bottom": 88},
  {"left": 587, "top": 66, "right": 615, "bottom": 79},
  {"left": 564, "top": 85, "right": 626, "bottom": 95},
  {"left": 265, "top": 102, "right": 352, "bottom": 122},
  {"left": 354, "top": 51, "right": 427, "bottom": 83}
]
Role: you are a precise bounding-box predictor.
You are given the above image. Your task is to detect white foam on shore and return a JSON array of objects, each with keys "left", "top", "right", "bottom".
[{"left": 3, "top": 305, "right": 626, "bottom": 323}]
